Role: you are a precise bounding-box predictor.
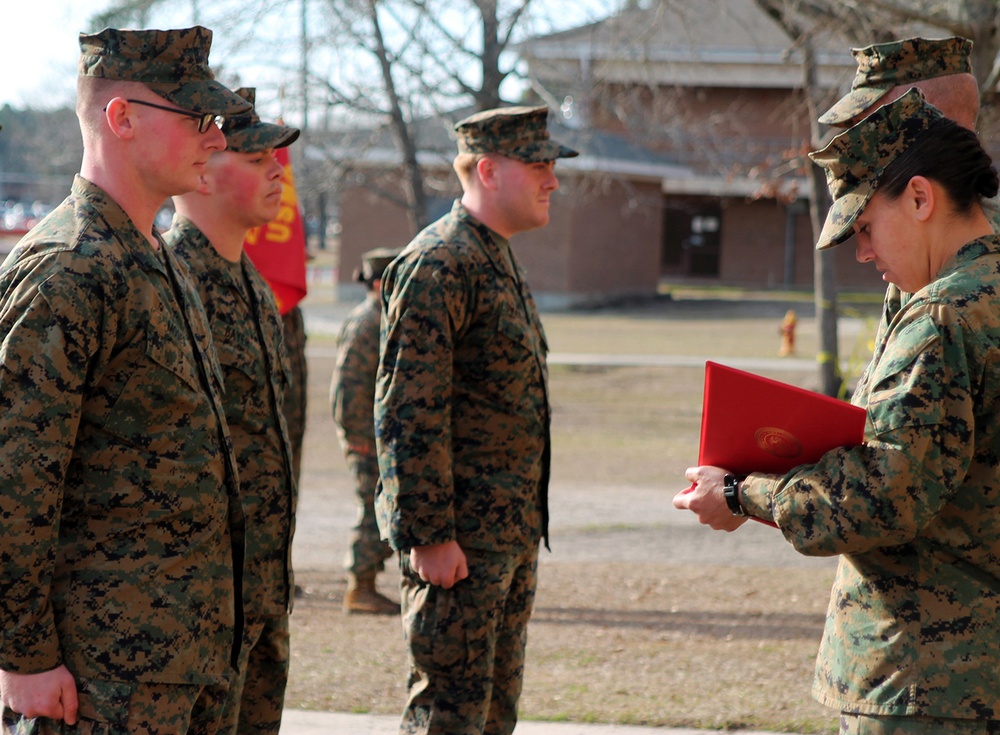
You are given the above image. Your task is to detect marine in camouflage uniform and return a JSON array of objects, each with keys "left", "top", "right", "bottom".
[
  {"left": 331, "top": 249, "right": 399, "bottom": 615},
  {"left": 167, "top": 88, "right": 300, "bottom": 735},
  {"left": 0, "top": 27, "right": 252, "bottom": 735},
  {"left": 375, "top": 106, "right": 577, "bottom": 735},
  {"left": 679, "top": 90, "right": 1000, "bottom": 732},
  {"left": 819, "top": 36, "right": 1000, "bottom": 350}
]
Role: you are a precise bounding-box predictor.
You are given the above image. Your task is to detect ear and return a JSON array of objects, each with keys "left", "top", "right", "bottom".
[
  {"left": 906, "top": 175, "right": 935, "bottom": 222},
  {"left": 476, "top": 156, "right": 500, "bottom": 191},
  {"left": 104, "top": 97, "right": 135, "bottom": 140}
]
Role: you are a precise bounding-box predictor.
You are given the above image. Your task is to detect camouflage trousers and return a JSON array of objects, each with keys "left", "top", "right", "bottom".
[
  {"left": 398, "top": 544, "right": 539, "bottom": 735},
  {"left": 1, "top": 679, "right": 229, "bottom": 735},
  {"left": 343, "top": 452, "right": 393, "bottom": 578},
  {"left": 840, "top": 714, "right": 1000, "bottom": 734},
  {"left": 217, "top": 613, "right": 290, "bottom": 735}
]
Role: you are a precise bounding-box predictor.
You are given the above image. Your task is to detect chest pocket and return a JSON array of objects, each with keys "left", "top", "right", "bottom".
[
  {"left": 144, "top": 315, "right": 207, "bottom": 394},
  {"left": 496, "top": 307, "right": 536, "bottom": 355}
]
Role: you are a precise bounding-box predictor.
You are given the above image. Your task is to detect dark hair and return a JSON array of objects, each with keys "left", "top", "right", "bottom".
[{"left": 878, "top": 117, "right": 999, "bottom": 214}]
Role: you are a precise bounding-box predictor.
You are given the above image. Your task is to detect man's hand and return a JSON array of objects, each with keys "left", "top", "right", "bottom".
[
  {"left": 673, "top": 465, "right": 749, "bottom": 532},
  {"left": 410, "top": 541, "right": 469, "bottom": 589},
  {"left": 0, "top": 665, "right": 78, "bottom": 724}
]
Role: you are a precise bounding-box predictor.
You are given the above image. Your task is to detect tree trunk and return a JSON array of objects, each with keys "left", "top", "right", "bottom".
[{"left": 368, "top": 0, "right": 429, "bottom": 234}]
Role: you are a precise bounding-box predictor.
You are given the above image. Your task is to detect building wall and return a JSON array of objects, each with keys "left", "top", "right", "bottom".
[
  {"left": 718, "top": 198, "right": 884, "bottom": 291},
  {"left": 338, "top": 184, "right": 416, "bottom": 289},
  {"left": 338, "top": 172, "right": 664, "bottom": 307},
  {"left": 337, "top": 171, "right": 884, "bottom": 305},
  {"left": 508, "top": 175, "right": 663, "bottom": 305},
  {"left": 564, "top": 178, "right": 662, "bottom": 297}
]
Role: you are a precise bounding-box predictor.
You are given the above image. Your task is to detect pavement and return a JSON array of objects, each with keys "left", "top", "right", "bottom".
[{"left": 278, "top": 709, "right": 796, "bottom": 735}]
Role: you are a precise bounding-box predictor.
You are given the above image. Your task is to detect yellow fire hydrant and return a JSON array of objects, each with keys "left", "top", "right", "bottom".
[{"left": 779, "top": 309, "right": 797, "bottom": 357}]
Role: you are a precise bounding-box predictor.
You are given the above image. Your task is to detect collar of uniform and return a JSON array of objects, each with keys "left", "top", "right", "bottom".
[
  {"left": 167, "top": 213, "right": 249, "bottom": 300},
  {"left": 71, "top": 175, "right": 165, "bottom": 273},
  {"left": 452, "top": 199, "right": 516, "bottom": 279},
  {"left": 936, "top": 232, "right": 1000, "bottom": 281}
]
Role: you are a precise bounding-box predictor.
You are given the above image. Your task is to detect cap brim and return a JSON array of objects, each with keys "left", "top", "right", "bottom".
[
  {"left": 507, "top": 140, "right": 579, "bottom": 163},
  {"left": 816, "top": 178, "right": 876, "bottom": 250},
  {"left": 225, "top": 122, "right": 301, "bottom": 153},
  {"left": 149, "top": 79, "right": 253, "bottom": 117},
  {"left": 819, "top": 87, "right": 891, "bottom": 127}
]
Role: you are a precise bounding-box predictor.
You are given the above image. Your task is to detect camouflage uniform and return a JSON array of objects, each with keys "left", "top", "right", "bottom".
[
  {"left": 737, "top": 92, "right": 1000, "bottom": 724},
  {"left": 376, "top": 106, "right": 575, "bottom": 734},
  {"left": 0, "top": 26, "right": 253, "bottom": 735},
  {"left": 0, "top": 178, "right": 244, "bottom": 730},
  {"left": 166, "top": 88, "right": 301, "bottom": 735},
  {"left": 166, "top": 217, "right": 297, "bottom": 735},
  {"left": 332, "top": 287, "right": 394, "bottom": 583},
  {"left": 376, "top": 202, "right": 549, "bottom": 734},
  {"left": 281, "top": 306, "right": 308, "bottom": 486}
]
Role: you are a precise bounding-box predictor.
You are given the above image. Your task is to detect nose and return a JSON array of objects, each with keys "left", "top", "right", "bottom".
[
  {"left": 206, "top": 123, "right": 227, "bottom": 152},
  {"left": 544, "top": 165, "right": 559, "bottom": 191},
  {"left": 855, "top": 237, "right": 873, "bottom": 264},
  {"left": 268, "top": 155, "right": 284, "bottom": 180}
]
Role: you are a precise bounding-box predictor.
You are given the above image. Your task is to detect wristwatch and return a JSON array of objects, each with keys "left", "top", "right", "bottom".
[{"left": 723, "top": 474, "right": 747, "bottom": 516}]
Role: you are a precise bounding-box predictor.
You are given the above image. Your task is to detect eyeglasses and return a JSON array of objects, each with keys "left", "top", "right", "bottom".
[{"left": 123, "top": 99, "right": 223, "bottom": 134}]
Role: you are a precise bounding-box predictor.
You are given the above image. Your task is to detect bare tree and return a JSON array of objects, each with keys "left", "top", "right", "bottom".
[
  {"left": 309, "top": 0, "right": 553, "bottom": 234},
  {"left": 751, "top": 0, "right": 999, "bottom": 395},
  {"left": 91, "top": 0, "right": 607, "bottom": 236}
]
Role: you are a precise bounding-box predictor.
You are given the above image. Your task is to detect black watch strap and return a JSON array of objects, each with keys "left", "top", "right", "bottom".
[{"left": 723, "top": 474, "right": 747, "bottom": 516}]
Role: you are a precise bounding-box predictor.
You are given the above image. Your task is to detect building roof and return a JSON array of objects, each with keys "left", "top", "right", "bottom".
[
  {"left": 518, "top": 0, "right": 856, "bottom": 90},
  {"left": 314, "top": 104, "right": 691, "bottom": 182}
]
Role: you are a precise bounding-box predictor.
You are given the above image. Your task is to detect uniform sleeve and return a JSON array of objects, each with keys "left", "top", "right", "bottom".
[
  {"left": 0, "top": 265, "right": 99, "bottom": 672},
  {"left": 741, "top": 303, "right": 975, "bottom": 557},
  {"left": 331, "top": 303, "right": 380, "bottom": 452},
  {"left": 374, "top": 253, "right": 467, "bottom": 551}
]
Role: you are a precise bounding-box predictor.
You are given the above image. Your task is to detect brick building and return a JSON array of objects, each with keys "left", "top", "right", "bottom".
[{"left": 335, "top": 1, "right": 889, "bottom": 305}]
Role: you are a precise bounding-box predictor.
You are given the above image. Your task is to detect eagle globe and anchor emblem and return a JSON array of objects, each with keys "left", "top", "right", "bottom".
[{"left": 754, "top": 426, "right": 803, "bottom": 459}]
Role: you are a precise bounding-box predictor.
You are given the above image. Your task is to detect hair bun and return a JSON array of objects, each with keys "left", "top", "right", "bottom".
[{"left": 976, "top": 167, "right": 1000, "bottom": 200}]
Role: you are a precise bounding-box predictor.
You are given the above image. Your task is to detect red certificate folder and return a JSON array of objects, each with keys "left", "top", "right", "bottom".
[
  {"left": 699, "top": 361, "right": 866, "bottom": 474},
  {"left": 696, "top": 361, "right": 866, "bottom": 527}
]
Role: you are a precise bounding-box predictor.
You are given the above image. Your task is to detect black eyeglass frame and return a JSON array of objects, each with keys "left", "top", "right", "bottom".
[{"left": 115, "top": 99, "right": 224, "bottom": 134}]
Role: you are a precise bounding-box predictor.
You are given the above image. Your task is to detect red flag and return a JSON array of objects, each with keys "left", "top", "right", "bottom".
[{"left": 243, "top": 146, "right": 308, "bottom": 314}]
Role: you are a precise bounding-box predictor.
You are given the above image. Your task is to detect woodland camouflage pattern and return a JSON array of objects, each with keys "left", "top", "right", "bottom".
[
  {"left": 374, "top": 200, "right": 550, "bottom": 554},
  {"left": 820, "top": 36, "right": 973, "bottom": 126},
  {"left": 809, "top": 88, "right": 943, "bottom": 250},
  {"left": 454, "top": 105, "right": 578, "bottom": 163},
  {"left": 0, "top": 178, "right": 244, "bottom": 688},
  {"left": 166, "top": 216, "right": 297, "bottom": 734},
  {"left": 742, "top": 234, "right": 1000, "bottom": 719},
  {"left": 332, "top": 290, "right": 393, "bottom": 577},
  {"left": 78, "top": 26, "right": 251, "bottom": 116}
]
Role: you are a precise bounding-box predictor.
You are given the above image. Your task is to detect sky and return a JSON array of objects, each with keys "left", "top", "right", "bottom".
[
  {"left": 2, "top": 0, "right": 323, "bottom": 120},
  {"left": 1, "top": 0, "right": 614, "bottom": 118},
  {"left": 2, "top": 1, "right": 121, "bottom": 110}
]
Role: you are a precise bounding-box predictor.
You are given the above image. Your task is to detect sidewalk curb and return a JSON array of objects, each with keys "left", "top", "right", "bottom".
[{"left": 278, "top": 709, "right": 801, "bottom": 735}]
